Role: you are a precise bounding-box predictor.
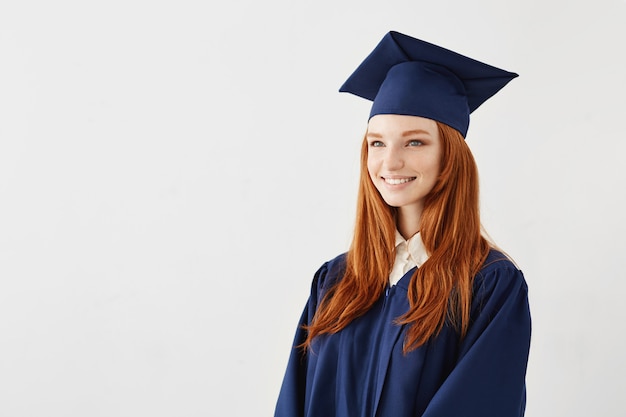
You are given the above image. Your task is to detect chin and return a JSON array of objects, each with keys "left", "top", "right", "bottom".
[
  {"left": 379, "top": 194, "right": 426, "bottom": 211},
  {"left": 381, "top": 197, "right": 408, "bottom": 208}
]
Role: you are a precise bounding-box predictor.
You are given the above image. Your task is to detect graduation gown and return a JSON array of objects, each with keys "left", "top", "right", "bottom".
[{"left": 274, "top": 250, "right": 531, "bottom": 417}]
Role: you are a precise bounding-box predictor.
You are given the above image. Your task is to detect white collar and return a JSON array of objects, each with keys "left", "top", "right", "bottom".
[{"left": 389, "top": 230, "right": 430, "bottom": 285}]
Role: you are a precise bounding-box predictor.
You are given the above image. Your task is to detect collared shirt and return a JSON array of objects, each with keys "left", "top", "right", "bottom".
[{"left": 389, "top": 230, "right": 430, "bottom": 286}]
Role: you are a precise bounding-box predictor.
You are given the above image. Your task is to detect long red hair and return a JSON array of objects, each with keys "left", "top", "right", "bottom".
[{"left": 303, "top": 122, "right": 490, "bottom": 352}]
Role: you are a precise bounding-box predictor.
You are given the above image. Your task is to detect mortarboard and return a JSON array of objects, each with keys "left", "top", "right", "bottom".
[{"left": 339, "top": 31, "right": 518, "bottom": 137}]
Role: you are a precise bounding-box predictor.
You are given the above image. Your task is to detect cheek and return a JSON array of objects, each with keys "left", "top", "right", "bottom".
[
  {"left": 424, "top": 152, "right": 442, "bottom": 176},
  {"left": 429, "top": 159, "right": 442, "bottom": 177}
]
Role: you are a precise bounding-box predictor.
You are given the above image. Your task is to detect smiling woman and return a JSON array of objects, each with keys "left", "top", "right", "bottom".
[
  {"left": 274, "top": 31, "right": 531, "bottom": 417},
  {"left": 365, "top": 114, "right": 441, "bottom": 238}
]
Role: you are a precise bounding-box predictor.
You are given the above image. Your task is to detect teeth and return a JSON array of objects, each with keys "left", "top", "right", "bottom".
[{"left": 384, "top": 177, "right": 415, "bottom": 185}]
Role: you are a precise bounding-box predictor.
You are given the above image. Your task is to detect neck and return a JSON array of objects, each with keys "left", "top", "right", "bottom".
[{"left": 396, "top": 205, "right": 422, "bottom": 240}]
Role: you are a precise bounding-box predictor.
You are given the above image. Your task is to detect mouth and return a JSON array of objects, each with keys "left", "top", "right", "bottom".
[{"left": 383, "top": 177, "right": 416, "bottom": 185}]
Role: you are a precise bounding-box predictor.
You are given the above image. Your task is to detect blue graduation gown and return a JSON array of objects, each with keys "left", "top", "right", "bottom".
[{"left": 274, "top": 250, "right": 531, "bottom": 417}]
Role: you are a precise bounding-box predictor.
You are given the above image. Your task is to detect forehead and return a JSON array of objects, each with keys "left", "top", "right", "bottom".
[{"left": 367, "top": 114, "right": 438, "bottom": 136}]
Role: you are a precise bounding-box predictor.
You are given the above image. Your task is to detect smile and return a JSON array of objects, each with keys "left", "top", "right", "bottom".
[{"left": 383, "top": 177, "right": 416, "bottom": 185}]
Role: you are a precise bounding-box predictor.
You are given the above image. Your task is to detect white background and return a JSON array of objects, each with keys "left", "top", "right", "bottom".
[{"left": 1, "top": 0, "right": 625, "bottom": 416}]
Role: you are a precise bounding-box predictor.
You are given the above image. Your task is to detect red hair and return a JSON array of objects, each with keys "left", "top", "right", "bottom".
[{"left": 303, "top": 122, "right": 490, "bottom": 352}]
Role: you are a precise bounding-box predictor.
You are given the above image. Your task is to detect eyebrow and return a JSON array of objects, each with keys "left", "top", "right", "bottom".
[
  {"left": 402, "top": 129, "right": 431, "bottom": 137},
  {"left": 366, "top": 129, "right": 432, "bottom": 138}
]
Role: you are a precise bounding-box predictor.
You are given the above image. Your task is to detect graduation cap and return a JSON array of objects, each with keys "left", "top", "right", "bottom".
[{"left": 339, "top": 31, "right": 518, "bottom": 137}]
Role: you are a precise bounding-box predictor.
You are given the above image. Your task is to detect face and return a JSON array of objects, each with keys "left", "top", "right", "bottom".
[{"left": 366, "top": 114, "right": 442, "bottom": 216}]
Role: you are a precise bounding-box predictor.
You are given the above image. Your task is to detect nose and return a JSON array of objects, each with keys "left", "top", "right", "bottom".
[{"left": 383, "top": 147, "right": 404, "bottom": 171}]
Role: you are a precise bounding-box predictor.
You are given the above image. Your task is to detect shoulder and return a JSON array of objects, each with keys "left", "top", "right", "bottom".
[
  {"left": 480, "top": 249, "right": 518, "bottom": 272},
  {"left": 472, "top": 249, "right": 528, "bottom": 306},
  {"left": 309, "top": 253, "right": 348, "bottom": 302},
  {"left": 476, "top": 249, "right": 526, "bottom": 284}
]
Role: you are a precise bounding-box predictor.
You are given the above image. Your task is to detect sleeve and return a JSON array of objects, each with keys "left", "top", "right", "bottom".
[
  {"left": 273, "top": 305, "right": 311, "bottom": 417},
  {"left": 274, "top": 260, "right": 334, "bottom": 417},
  {"left": 422, "top": 264, "right": 532, "bottom": 417}
]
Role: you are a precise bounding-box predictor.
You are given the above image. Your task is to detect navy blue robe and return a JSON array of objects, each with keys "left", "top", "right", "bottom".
[{"left": 274, "top": 250, "right": 531, "bottom": 417}]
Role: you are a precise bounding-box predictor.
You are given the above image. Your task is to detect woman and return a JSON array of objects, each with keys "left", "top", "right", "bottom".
[{"left": 274, "top": 31, "right": 531, "bottom": 417}]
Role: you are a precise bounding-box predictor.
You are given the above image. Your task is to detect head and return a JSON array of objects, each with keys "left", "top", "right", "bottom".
[
  {"left": 365, "top": 114, "right": 442, "bottom": 224},
  {"left": 359, "top": 117, "right": 480, "bottom": 250},
  {"left": 344, "top": 32, "right": 513, "bottom": 237}
]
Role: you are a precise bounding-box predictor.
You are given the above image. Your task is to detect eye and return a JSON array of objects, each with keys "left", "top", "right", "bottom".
[
  {"left": 369, "top": 140, "right": 385, "bottom": 147},
  {"left": 407, "top": 139, "right": 424, "bottom": 147}
]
